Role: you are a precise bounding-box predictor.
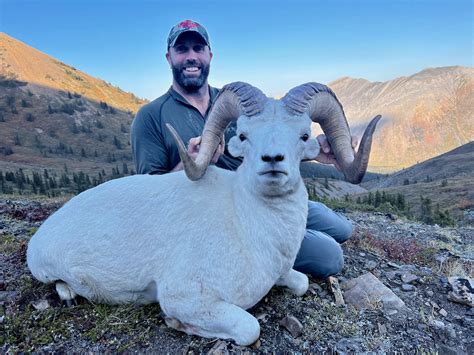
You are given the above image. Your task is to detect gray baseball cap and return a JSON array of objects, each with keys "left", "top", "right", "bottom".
[{"left": 167, "top": 20, "right": 210, "bottom": 49}]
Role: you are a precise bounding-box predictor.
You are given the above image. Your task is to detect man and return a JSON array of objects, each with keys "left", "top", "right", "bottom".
[{"left": 131, "top": 20, "right": 354, "bottom": 278}]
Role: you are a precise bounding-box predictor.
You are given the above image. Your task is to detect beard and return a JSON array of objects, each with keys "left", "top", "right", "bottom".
[{"left": 171, "top": 61, "right": 210, "bottom": 93}]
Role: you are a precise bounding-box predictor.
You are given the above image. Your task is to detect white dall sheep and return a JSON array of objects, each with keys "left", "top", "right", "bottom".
[{"left": 27, "top": 82, "right": 381, "bottom": 345}]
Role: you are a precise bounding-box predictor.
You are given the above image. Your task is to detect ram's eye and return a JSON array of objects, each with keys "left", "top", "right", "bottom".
[
  {"left": 239, "top": 133, "right": 247, "bottom": 142},
  {"left": 301, "top": 133, "right": 309, "bottom": 142}
]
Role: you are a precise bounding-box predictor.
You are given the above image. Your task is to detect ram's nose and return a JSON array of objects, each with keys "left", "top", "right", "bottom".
[{"left": 261, "top": 154, "right": 285, "bottom": 164}]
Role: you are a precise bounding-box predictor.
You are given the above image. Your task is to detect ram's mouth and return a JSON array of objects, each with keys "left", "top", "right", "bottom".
[{"left": 258, "top": 170, "right": 288, "bottom": 176}]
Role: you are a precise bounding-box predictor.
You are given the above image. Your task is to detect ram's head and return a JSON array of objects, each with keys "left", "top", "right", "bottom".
[{"left": 167, "top": 82, "right": 381, "bottom": 190}]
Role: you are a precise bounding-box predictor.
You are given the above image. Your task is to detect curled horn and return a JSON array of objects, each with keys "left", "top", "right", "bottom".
[
  {"left": 282, "top": 82, "right": 381, "bottom": 184},
  {"left": 167, "top": 82, "right": 267, "bottom": 181}
]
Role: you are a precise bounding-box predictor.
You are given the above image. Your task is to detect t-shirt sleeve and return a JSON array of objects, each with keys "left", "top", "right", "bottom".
[{"left": 131, "top": 108, "right": 171, "bottom": 175}]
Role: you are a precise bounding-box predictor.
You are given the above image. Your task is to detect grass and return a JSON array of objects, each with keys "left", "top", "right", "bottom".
[
  {"left": 0, "top": 233, "right": 18, "bottom": 254},
  {"left": 3, "top": 280, "right": 165, "bottom": 352},
  {"left": 304, "top": 298, "right": 358, "bottom": 342},
  {"left": 436, "top": 258, "right": 473, "bottom": 278}
]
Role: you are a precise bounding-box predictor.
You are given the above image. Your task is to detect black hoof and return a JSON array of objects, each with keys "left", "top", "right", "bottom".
[{"left": 62, "top": 298, "right": 77, "bottom": 308}]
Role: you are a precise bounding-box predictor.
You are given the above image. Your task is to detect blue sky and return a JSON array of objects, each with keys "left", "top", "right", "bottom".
[{"left": 1, "top": 0, "right": 472, "bottom": 100}]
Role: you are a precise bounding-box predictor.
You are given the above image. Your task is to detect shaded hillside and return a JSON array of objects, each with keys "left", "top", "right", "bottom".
[
  {"left": 348, "top": 142, "right": 474, "bottom": 224},
  {"left": 324, "top": 66, "right": 474, "bottom": 172},
  {"left": 0, "top": 32, "right": 147, "bottom": 113},
  {"left": 0, "top": 78, "right": 135, "bottom": 180},
  {"left": 365, "top": 141, "right": 474, "bottom": 189}
]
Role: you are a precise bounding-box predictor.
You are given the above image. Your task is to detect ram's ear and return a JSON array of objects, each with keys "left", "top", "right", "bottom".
[
  {"left": 302, "top": 138, "right": 320, "bottom": 160},
  {"left": 228, "top": 136, "right": 244, "bottom": 158}
]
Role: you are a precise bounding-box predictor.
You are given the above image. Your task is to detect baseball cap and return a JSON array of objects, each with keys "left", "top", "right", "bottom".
[{"left": 167, "top": 20, "right": 210, "bottom": 49}]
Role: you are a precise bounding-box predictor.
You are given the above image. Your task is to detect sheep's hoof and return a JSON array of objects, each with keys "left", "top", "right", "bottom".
[
  {"left": 62, "top": 298, "right": 78, "bottom": 308},
  {"left": 55, "top": 281, "right": 78, "bottom": 307}
]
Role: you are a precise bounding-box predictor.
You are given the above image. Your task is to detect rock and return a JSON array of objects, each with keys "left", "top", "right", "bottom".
[
  {"left": 207, "top": 340, "right": 228, "bottom": 354},
  {"left": 446, "top": 325, "right": 456, "bottom": 339},
  {"left": 401, "top": 272, "right": 418, "bottom": 284},
  {"left": 250, "top": 339, "right": 261, "bottom": 349},
  {"left": 359, "top": 252, "right": 366, "bottom": 257},
  {"left": 385, "top": 271, "right": 398, "bottom": 280},
  {"left": 447, "top": 277, "right": 473, "bottom": 307},
  {"left": 32, "top": 299, "right": 50, "bottom": 311},
  {"left": 327, "top": 276, "right": 345, "bottom": 306},
  {"left": 426, "top": 290, "right": 434, "bottom": 297},
  {"left": 402, "top": 284, "right": 416, "bottom": 292},
  {"left": 437, "top": 345, "right": 459, "bottom": 355},
  {"left": 0, "top": 291, "right": 17, "bottom": 303},
  {"left": 430, "top": 320, "right": 445, "bottom": 330},
  {"left": 335, "top": 337, "right": 364, "bottom": 353},
  {"left": 308, "top": 283, "right": 323, "bottom": 294},
  {"left": 341, "top": 272, "right": 407, "bottom": 314},
  {"left": 387, "top": 262, "right": 400, "bottom": 269},
  {"left": 439, "top": 308, "right": 448, "bottom": 317},
  {"left": 377, "top": 323, "right": 387, "bottom": 335},
  {"left": 364, "top": 260, "right": 377, "bottom": 270},
  {"left": 279, "top": 315, "right": 303, "bottom": 338},
  {"left": 386, "top": 213, "right": 398, "bottom": 221}
]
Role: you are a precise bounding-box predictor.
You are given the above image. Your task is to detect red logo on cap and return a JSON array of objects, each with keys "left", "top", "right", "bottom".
[{"left": 179, "top": 20, "right": 199, "bottom": 29}]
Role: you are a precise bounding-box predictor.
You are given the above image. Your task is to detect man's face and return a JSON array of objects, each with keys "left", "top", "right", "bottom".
[{"left": 166, "top": 32, "right": 213, "bottom": 93}]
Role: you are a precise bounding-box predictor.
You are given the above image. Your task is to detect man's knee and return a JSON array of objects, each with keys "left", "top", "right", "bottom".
[
  {"left": 294, "top": 230, "right": 345, "bottom": 279},
  {"left": 337, "top": 219, "right": 353, "bottom": 244},
  {"left": 306, "top": 201, "right": 354, "bottom": 243}
]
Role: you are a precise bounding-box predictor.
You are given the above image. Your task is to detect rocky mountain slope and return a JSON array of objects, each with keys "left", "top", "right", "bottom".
[
  {"left": 0, "top": 32, "right": 146, "bottom": 113},
  {"left": 0, "top": 33, "right": 148, "bottom": 178},
  {"left": 1, "top": 197, "right": 472, "bottom": 353},
  {"left": 326, "top": 66, "right": 474, "bottom": 172}
]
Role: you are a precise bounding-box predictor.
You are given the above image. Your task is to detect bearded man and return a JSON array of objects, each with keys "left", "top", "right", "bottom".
[{"left": 131, "top": 20, "right": 354, "bottom": 278}]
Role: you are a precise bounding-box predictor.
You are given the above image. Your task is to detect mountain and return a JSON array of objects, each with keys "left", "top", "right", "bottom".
[
  {"left": 325, "top": 66, "right": 474, "bottom": 173},
  {"left": 0, "top": 33, "right": 149, "bottom": 184},
  {"left": 0, "top": 32, "right": 146, "bottom": 113},
  {"left": 356, "top": 141, "right": 474, "bottom": 223},
  {"left": 365, "top": 141, "right": 474, "bottom": 189}
]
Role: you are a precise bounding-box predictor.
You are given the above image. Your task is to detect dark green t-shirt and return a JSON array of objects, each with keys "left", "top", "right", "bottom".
[{"left": 131, "top": 86, "right": 242, "bottom": 175}]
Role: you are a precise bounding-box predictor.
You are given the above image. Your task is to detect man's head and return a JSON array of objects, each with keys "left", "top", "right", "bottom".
[{"left": 166, "top": 20, "right": 213, "bottom": 93}]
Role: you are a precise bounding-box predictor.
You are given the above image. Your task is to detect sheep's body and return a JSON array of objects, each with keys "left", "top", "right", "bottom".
[
  {"left": 27, "top": 96, "right": 332, "bottom": 345},
  {"left": 27, "top": 165, "right": 309, "bottom": 344}
]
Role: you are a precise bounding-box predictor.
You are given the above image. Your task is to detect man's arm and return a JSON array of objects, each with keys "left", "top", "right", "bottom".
[
  {"left": 132, "top": 110, "right": 225, "bottom": 174},
  {"left": 131, "top": 109, "right": 171, "bottom": 175}
]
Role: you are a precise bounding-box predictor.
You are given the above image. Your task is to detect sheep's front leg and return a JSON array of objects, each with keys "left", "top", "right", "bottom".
[
  {"left": 55, "top": 281, "right": 78, "bottom": 307},
  {"left": 162, "top": 299, "right": 260, "bottom": 346},
  {"left": 276, "top": 269, "right": 309, "bottom": 296}
]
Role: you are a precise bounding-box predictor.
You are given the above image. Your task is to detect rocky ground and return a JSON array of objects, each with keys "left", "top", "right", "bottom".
[{"left": 1, "top": 197, "right": 473, "bottom": 353}]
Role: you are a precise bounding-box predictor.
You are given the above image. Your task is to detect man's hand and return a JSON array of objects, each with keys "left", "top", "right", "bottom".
[
  {"left": 188, "top": 135, "right": 224, "bottom": 164},
  {"left": 315, "top": 134, "right": 358, "bottom": 171}
]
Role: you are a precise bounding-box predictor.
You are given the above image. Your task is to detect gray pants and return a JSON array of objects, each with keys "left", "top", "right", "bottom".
[{"left": 293, "top": 201, "right": 353, "bottom": 278}]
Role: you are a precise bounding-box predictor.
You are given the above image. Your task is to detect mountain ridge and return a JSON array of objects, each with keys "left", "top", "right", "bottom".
[
  {"left": 325, "top": 65, "right": 473, "bottom": 172},
  {"left": 0, "top": 32, "right": 147, "bottom": 113}
]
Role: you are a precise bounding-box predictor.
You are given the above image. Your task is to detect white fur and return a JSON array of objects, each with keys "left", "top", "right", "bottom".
[{"left": 27, "top": 100, "right": 320, "bottom": 345}]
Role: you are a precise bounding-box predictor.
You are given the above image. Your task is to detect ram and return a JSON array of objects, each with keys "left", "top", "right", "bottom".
[{"left": 27, "top": 82, "right": 380, "bottom": 345}]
